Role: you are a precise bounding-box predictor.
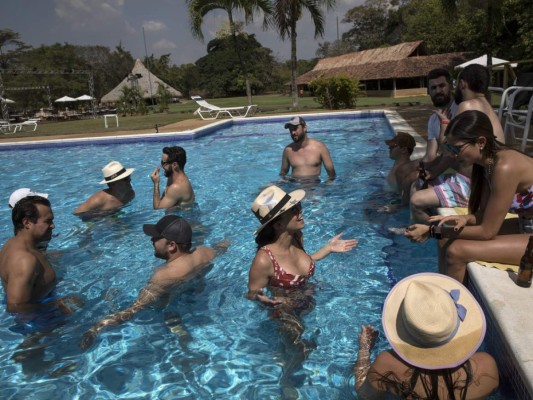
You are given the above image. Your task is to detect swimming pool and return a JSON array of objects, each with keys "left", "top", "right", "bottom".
[{"left": 0, "top": 114, "right": 497, "bottom": 399}]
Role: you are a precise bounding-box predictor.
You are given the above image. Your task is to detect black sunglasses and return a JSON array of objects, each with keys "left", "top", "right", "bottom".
[{"left": 444, "top": 142, "right": 471, "bottom": 155}]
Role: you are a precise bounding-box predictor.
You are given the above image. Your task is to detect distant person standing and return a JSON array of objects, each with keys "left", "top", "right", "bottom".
[
  {"left": 280, "top": 116, "right": 336, "bottom": 179},
  {"left": 151, "top": 146, "right": 195, "bottom": 209},
  {"left": 74, "top": 161, "right": 135, "bottom": 217}
]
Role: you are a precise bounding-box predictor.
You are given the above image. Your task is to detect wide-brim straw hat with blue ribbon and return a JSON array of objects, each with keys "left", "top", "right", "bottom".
[
  {"left": 251, "top": 185, "right": 305, "bottom": 235},
  {"left": 382, "top": 272, "right": 486, "bottom": 370}
]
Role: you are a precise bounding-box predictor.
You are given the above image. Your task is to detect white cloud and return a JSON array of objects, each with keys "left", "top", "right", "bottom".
[
  {"left": 153, "top": 39, "right": 176, "bottom": 51},
  {"left": 143, "top": 20, "right": 167, "bottom": 32},
  {"left": 54, "top": 0, "right": 124, "bottom": 27}
]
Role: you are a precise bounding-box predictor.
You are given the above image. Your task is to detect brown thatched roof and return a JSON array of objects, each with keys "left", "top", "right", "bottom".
[
  {"left": 101, "top": 59, "right": 182, "bottom": 103},
  {"left": 296, "top": 41, "right": 467, "bottom": 85}
]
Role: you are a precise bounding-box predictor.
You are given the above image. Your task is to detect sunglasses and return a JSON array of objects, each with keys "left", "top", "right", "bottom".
[
  {"left": 161, "top": 160, "right": 173, "bottom": 167},
  {"left": 444, "top": 142, "right": 471, "bottom": 155},
  {"left": 289, "top": 203, "right": 302, "bottom": 215}
]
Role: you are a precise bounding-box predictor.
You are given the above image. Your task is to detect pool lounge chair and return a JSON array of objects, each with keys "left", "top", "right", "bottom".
[
  {"left": 191, "top": 96, "right": 257, "bottom": 120},
  {"left": 12, "top": 118, "right": 40, "bottom": 133}
]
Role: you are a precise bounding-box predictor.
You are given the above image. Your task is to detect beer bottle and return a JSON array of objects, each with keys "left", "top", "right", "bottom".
[
  {"left": 516, "top": 236, "right": 533, "bottom": 288},
  {"left": 418, "top": 161, "right": 428, "bottom": 190}
]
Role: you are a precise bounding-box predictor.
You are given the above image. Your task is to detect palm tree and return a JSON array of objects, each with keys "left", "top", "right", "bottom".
[
  {"left": 272, "top": 0, "right": 335, "bottom": 110},
  {"left": 186, "top": 0, "right": 272, "bottom": 105}
]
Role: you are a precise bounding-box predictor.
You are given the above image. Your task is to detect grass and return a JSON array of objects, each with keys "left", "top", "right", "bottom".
[{"left": 1, "top": 93, "right": 432, "bottom": 139}]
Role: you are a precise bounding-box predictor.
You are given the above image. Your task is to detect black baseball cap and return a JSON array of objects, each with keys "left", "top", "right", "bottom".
[{"left": 143, "top": 215, "right": 192, "bottom": 244}]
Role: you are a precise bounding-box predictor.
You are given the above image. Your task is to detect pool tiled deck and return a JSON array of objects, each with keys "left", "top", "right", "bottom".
[{"left": 1, "top": 108, "right": 531, "bottom": 397}]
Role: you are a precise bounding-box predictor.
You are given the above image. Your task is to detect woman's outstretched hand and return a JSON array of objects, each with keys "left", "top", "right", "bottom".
[{"left": 329, "top": 233, "right": 358, "bottom": 253}]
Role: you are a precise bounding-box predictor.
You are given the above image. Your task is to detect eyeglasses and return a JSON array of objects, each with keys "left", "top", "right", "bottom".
[{"left": 444, "top": 142, "right": 471, "bottom": 155}]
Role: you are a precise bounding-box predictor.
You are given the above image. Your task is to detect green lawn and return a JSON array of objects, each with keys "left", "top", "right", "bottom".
[{"left": 2, "top": 93, "right": 432, "bottom": 139}]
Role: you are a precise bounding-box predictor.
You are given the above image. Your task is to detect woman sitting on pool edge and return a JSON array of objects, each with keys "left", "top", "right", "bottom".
[
  {"left": 246, "top": 185, "right": 358, "bottom": 350},
  {"left": 405, "top": 110, "right": 533, "bottom": 284},
  {"left": 354, "top": 272, "right": 499, "bottom": 399}
]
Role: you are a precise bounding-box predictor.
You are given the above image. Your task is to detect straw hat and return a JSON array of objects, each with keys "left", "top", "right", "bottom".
[
  {"left": 251, "top": 185, "right": 305, "bottom": 235},
  {"left": 9, "top": 188, "right": 48, "bottom": 208},
  {"left": 99, "top": 161, "right": 134, "bottom": 184},
  {"left": 382, "top": 272, "right": 486, "bottom": 370}
]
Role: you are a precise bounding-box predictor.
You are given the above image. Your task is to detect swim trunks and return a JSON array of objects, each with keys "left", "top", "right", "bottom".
[
  {"left": 432, "top": 173, "right": 471, "bottom": 208},
  {"left": 260, "top": 246, "right": 315, "bottom": 288}
]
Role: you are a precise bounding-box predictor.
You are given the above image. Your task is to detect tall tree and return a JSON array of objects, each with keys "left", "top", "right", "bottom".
[
  {"left": 0, "top": 29, "right": 30, "bottom": 69},
  {"left": 186, "top": 0, "right": 272, "bottom": 104},
  {"left": 272, "top": 0, "right": 335, "bottom": 110}
]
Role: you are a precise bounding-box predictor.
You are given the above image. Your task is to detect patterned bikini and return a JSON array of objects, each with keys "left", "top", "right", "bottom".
[{"left": 260, "top": 246, "right": 315, "bottom": 288}]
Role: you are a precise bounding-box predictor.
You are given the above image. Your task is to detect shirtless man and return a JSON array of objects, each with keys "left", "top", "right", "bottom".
[
  {"left": 80, "top": 215, "right": 228, "bottom": 349},
  {"left": 0, "top": 196, "right": 58, "bottom": 312},
  {"left": 74, "top": 161, "right": 135, "bottom": 217},
  {"left": 453, "top": 63, "right": 505, "bottom": 143},
  {"left": 280, "top": 116, "right": 336, "bottom": 179},
  {"left": 384, "top": 132, "right": 416, "bottom": 200},
  {"left": 151, "top": 146, "right": 195, "bottom": 209}
]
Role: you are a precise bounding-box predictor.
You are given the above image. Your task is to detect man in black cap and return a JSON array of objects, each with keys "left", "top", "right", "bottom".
[
  {"left": 80, "top": 215, "right": 227, "bottom": 349},
  {"left": 280, "top": 116, "right": 336, "bottom": 179}
]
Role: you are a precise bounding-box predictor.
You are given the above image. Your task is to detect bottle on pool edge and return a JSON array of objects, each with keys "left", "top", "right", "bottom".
[
  {"left": 516, "top": 236, "right": 533, "bottom": 288},
  {"left": 418, "top": 161, "right": 428, "bottom": 190}
]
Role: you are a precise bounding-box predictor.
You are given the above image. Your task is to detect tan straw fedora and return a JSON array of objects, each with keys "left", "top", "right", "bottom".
[
  {"left": 251, "top": 185, "right": 305, "bottom": 235},
  {"left": 382, "top": 272, "right": 486, "bottom": 370},
  {"left": 99, "top": 161, "right": 134, "bottom": 184}
]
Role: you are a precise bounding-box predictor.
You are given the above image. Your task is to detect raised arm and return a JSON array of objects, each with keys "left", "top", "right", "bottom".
[{"left": 311, "top": 233, "right": 358, "bottom": 261}]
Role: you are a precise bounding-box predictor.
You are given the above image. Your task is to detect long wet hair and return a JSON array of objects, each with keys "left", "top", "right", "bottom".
[
  {"left": 376, "top": 361, "right": 474, "bottom": 400},
  {"left": 444, "top": 110, "right": 507, "bottom": 214}
]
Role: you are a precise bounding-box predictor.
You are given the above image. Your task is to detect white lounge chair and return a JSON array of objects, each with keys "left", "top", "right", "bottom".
[
  {"left": 500, "top": 87, "right": 533, "bottom": 152},
  {"left": 0, "top": 120, "right": 14, "bottom": 134},
  {"left": 12, "top": 118, "right": 40, "bottom": 133},
  {"left": 191, "top": 96, "right": 257, "bottom": 120}
]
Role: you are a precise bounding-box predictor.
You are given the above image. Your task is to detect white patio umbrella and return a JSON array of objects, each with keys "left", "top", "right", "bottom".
[
  {"left": 0, "top": 96, "right": 15, "bottom": 104},
  {"left": 76, "top": 94, "right": 94, "bottom": 101},
  {"left": 55, "top": 96, "right": 78, "bottom": 103},
  {"left": 454, "top": 55, "right": 518, "bottom": 70}
]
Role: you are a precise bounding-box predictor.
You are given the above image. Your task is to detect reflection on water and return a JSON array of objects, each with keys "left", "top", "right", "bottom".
[{"left": 0, "top": 115, "right": 485, "bottom": 399}]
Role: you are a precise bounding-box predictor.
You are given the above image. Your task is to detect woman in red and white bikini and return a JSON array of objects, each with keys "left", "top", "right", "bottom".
[{"left": 247, "top": 185, "right": 357, "bottom": 352}]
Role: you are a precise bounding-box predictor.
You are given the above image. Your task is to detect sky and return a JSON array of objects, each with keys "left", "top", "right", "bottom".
[{"left": 1, "top": 0, "right": 364, "bottom": 67}]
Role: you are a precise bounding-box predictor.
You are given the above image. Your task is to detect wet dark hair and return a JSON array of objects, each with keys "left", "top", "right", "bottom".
[
  {"left": 12, "top": 195, "right": 51, "bottom": 234},
  {"left": 427, "top": 68, "right": 451, "bottom": 83},
  {"left": 163, "top": 146, "right": 187, "bottom": 171},
  {"left": 458, "top": 64, "right": 489, "bottom": 94},
  {"left": 444, "top": 110, "right": 506, "bottom": 213},
  {"left": 375, "top": 360, "right": 473, "bottom": 400}
]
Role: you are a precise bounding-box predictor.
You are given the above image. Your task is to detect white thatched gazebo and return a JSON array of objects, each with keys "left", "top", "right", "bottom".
[{"left": 101, "top": 59, "right": 182, "bottom": 103}]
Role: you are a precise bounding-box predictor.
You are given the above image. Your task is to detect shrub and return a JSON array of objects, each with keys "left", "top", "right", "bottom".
[{"left": 309, "top": 74, "right": 364, "bottom": 109}]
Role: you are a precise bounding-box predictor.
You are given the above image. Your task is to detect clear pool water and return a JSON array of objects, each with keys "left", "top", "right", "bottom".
[{"left": 0, "top": 115, "right": 496, "bottom": 399}]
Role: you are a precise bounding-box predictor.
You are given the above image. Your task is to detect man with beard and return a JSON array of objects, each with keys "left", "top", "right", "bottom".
[
  {"left": 80, "top": 215, "right": 228, "bottom": 349},
  {"left": 0, "top": 196, "right": 79, "bottom": 313},
  {"left": 151, "top": 146, "right": 195, "bottom": 209},
  {"left": 280, "top": 116, "right": 336, "bottom": 179}
]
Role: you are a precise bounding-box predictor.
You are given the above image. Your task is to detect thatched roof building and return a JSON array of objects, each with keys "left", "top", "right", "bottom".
[
  {"left": 297, "top": 41, "right": 467, "bottom": 98},
  {"left": 101, "top": 59, "right": 182, "bottom": 103}
]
